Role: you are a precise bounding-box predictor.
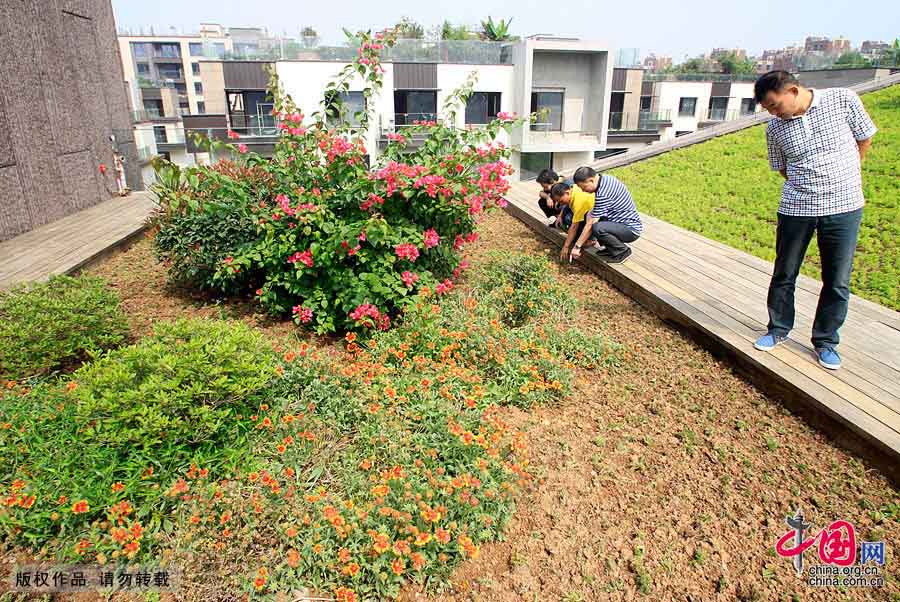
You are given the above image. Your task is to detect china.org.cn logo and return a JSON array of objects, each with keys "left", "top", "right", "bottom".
[{"left": 775, "top": 507, "right": 886, "bottom": 588}]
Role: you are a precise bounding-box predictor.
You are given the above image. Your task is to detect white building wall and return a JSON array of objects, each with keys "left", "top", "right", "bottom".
[
  {"left": 655, "top": 81, "right": 713, "bottom": 140},
  {"left": 728, "top": 82, "right": 757, "bottom": 116},
  {"left": 275, "top": 61, "right": 394, "bottom": 162},
  {"left": 436, "top": 64, "right": 515, "bottom": 147}
]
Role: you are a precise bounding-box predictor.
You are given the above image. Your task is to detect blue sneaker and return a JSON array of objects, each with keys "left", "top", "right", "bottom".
[
  {"left": 754, "top": 332, "right": 787, "bottom": 351},
  {"left": 816, "top": 347, "right": 841, "bottom": 370}
]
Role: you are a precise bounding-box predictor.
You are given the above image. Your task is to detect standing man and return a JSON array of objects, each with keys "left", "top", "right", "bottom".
[{"left": 752, "top": 71, "right": 877, "bottom": 370}]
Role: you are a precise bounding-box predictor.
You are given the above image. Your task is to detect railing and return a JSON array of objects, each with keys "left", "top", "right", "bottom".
[
  {"left": 704, "top": 109, "right": 742, "bottom": 122},
  {"left": 194, "top": 39, "right": 513, "bottom": 65},
  {"left": 644, "top": 72, "right": 758, "bottom": 82},
  {"left": 608, "top": 110, "right": 673, "bottom": 131}
]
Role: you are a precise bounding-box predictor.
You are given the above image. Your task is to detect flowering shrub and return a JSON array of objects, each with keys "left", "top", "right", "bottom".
[{"left": 151, "top": 28, "right": 524, "bottom": 334}]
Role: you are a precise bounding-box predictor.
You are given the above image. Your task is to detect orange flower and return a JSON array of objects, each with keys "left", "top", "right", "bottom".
[
  {"left": 414, "top": 532, "right": 432, "bottom": 546},
  {"left": 284, "top": 351, "right": 296, "bottom": 362},
  {"left": 74, "top": 539, "right": 92, "bottom": 555},
  {"left": 411, "top": 552, "right": 426, "bottom": 570},
  {"left": 335, "top": 586, "right": 357, "bottom": 602},
  {"left": 111, "top": 482, "right": 124, "bottom": 493},
  {"left": 393, "top": 540, "right": 411, "bottom": 556},
  {"left": 286, "top": 548, "right": 300, "bottom": 568},
  {"left": 248, "top": 472, "right": 260, "bottom": 482},
  {"left": 420, "top": 508, "right": 441, "bottom": 523},
  {"left": 345, "top": 332, "right": 357, "bottom": 344},
  {"left": 342, "top": 562, "right": 360, "bottom": 577},
  {"left": 129, "top": 522, "right": 144, "bottom": 540},
  {"left": 123, "top": 541, "right": 140, "bottom": 557},
  {"left": 276, "top": 444, "right": 287, "bottom": 454},
  {"left": 313, "top": 543, "right": 323, "bottom": 554},
  {"left": 66, "top": 381, "right": 78, "bottom": 392},
  {"left": 371, "top": 484, "right": 389, "bottom": 498},
  {"left": 141, "top": 466, "right": 154, "bottom": 479},
  {"left": 338, "top": 548, "right": 351, "bottom": 563},
  {"left": 358, "top": 458, "right": 372, "bottom": 470},
  {"left": 372, "top": 533, "right": 391, "bottom": 554},
  {"left": 391, "top": 557, "right": 405, "bottom": 575},
  {"left": 286, "top": 526, "right": 298, "bottom": 538},
  {"left": 111, "top": 527, "right": 129, "bottom": 544},
  {"left": 71, "top": 500, "right": 89, "bottom": 514}
]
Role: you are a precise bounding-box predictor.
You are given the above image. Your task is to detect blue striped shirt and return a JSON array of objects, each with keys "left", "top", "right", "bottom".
[{"left": 591, "top": 175, "right": 643, "bottom": 235}]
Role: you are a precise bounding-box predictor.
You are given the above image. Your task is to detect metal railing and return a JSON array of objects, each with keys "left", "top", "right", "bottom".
[
  {"left": 704, "top": 109, "right": 742, "bottom": 122},
  {"left": 644, "top": 72, "right": 758, "bottom": 82},
  {"left": 608, "top": 110, "right": 672, "bottom": 131},
  {"left": 191, "top": 39, "right": 513, "bottom": 65}
]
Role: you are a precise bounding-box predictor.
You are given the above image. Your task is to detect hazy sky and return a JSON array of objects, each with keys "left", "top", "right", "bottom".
[{"left": 110, "top": 0, "right": 899, "bottom": 60}]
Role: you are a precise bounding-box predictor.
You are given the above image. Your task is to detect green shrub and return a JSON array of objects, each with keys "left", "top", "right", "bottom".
[
  {"left": 0, "top": 318, "right": 279, "bottom": 557},
  {"left": 0, "top": 275, "right": 129, "bottom": 381}
]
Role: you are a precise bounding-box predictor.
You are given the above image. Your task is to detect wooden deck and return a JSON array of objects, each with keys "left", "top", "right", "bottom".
[
  {"left": 504, "top": 180, "right": 900, "bottom": 484},
  {"left": 0, "top": 192, "right": 157, "bottom": 291}
]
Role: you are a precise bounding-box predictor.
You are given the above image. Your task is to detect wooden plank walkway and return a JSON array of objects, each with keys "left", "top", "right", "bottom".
[
  {"left": 504, "top": 179, "right": 900, "bottom": 484},
  {"left": 0, "top": 192, "right": 157, "bottom": 291}
]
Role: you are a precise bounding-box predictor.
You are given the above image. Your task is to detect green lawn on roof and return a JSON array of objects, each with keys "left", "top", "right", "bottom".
[{"left": 610, "top": 84, "right": 900, "bottom": 311}]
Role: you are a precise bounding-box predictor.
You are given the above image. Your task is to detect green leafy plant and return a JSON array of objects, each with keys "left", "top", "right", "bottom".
[
  {"left": 479, "top": 16, "right": 513, "bottom": 41},
  {"left": 0, "top": 275, "right": 129, "bottom": 381}
]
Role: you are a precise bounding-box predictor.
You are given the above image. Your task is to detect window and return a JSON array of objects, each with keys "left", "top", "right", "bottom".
[
  {"left": 520, "top": 152, "right": 553, "bottom": 181},
  {"left": 159, "top": 151, "right": 171, "bottom": 162},
  {"left": 194, "top": 82, "right": 203, "bottom": 95},
  {"left": 325, "top": 91, "right": 366, "bottom": 126},
  {"left": 393, "top": 91, "right": 437, "bottom": 126},
  {"left": 464, "top": 92, "right": 502, "bottom": 125},
  {"left": 157, "top": 63, "right": 183, "bottom": 80},
  {"left": 740, "top": 98, "right": 756, "bottom": 115},
  {"left": 530, "top": 91, "right": 563, "bottom": 131},
  {"left": 196, "top": 101, "right": 206, "bottom": 114},
  {"left": 175, "top": 83, "right": 187, "bottom": 95},
  {"left": 142, "top": 99, "right": 163, "bottom": 118},
  {"left": 192, "top": 62, "right": 201, "bottom": 76},
  {"left": 153, "top": 126, "right": 168, "bottom": 144},
  {"left": 640, "top": 96, "right": 652, "bottom": 111},
  {"left": 214, "top": 43, "right": 226, "bottom": 59},
  {"left": 675, "top": 130, "right": 692, "bottom": 137},
  {"left": 131, "top": 42, "right": 151, "bottom": 58},
  {"left": 189, "top": 42, "right": 203, "bottom": 57},
  {"left": 678, "top": 97, "right": 697, "bottom": 117},
  {"left": 136, "top": 63, "right": 150, "bottom": 75},
  {"left": 154, "top": 43, "right": 180, "bottom": 58},
  {"left": 707, "top": 97, "right": 728, "bottom": 120}
]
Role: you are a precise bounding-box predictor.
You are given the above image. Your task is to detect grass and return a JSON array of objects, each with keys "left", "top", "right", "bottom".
[{"left": 610, "top": 84, "right": 900, "bottom": 310}]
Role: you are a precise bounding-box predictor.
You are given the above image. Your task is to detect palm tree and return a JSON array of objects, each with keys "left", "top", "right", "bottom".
[{"left": 480, "top": 17, "right": 513, "bottom": 42}]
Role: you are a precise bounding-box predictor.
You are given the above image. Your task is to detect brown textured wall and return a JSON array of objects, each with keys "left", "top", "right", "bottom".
[{"left": 0, "top": 0, "right": 140, "bottom": 242}]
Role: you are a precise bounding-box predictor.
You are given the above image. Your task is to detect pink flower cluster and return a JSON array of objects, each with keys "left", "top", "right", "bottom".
[
  {"left": 274, "top": 194, "right": 317, "bottom": 218},
  {"left": 237, "top": 144, "right": 248, "bottom": 154},
  {"left": 292, "top": 305, "right": 314, "bottom": 324},
  {"left": 321, "top": 136, "right": 356, "bottom": 163},
  {"left": 412, "top": 120, "right": 438, "bottom": 127},
  {"left": 227, "top": 130, "right": 241, "bottom": 140},
  {"left": 423, "top": 228, "right": 440, "bottom": 249},
  {"left": 278, "top": 112, "right": 307, "bottom": 136},
  {"left": 401, "top": 271, "right": 419, "bottom": 287},
  {"left": 340, "top": 240, "right": 362, "bottom": 256},
  {"left": 496, "top": 111, "right": 517, "bottom": 121},
  {"left": 360, "top": 193, "right": 384, "bottom": 211},
  {"left": 394, "top": 243, "right": 420, "bottom": 262},
  {"left": 386, "top": 132, "right": 407, "bottom": 144},
  {"left": 287, "top": 249, "right": 314, "bottom": 268},
  {"left": 374, "top": 161, "right": 427, "bottom": 196},
  {"left": 349, "top": 303, "right": 390, "bottom": 330},
  {"left": 413, "top": 174, "right": 447, "bottom": 198},
  {"left": 452, "top": 258, "right": 470, "bottom": 278},
  {"left": 435, "top": 279, "right": 454, "bottom": 295}
]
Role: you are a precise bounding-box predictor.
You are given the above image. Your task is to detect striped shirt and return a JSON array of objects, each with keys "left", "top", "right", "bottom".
[
  {"left": 591, "top": 175, "right": 643, "bottom": 235},
  {"left": 766, "top": 87, "right": 877, "bottom": 216}
]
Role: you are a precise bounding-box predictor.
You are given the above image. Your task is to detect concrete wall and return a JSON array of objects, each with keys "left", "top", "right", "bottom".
[
  {"left": 654, "top": 81, "right": 714, "bottom": 140},
  {"left": 532, "top": 52, "right": 595, "bottom": 132},
  {"left": 200, "top": 62, "right": 228, "bottom": 115},
  {"left": 0, "top": 0, "right": 140, "bottom": 241},
  {"left": 436, "top": 64, "right": 514, "bottom": 147}
]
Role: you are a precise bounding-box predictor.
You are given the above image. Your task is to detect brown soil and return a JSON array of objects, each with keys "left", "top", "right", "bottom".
[{"left": 5, "top": 211, "right": 896, "bottom": 601}]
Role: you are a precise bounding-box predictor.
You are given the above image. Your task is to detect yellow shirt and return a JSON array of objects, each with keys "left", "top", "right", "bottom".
[{"left": 570, "top": 187, "right": 595, "bottom": 223}]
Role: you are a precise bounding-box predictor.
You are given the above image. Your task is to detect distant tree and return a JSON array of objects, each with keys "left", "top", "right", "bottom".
[
  {"left": 883, "top": 38, "right": 900, "bottom": 65},
  {"left": 441, "top": 20, "right": 471, "bottom": 40},
  {"left": 676, "top": 58, "right": 705, "bottom": 73},
  {"left": 480, "top": 16, "right": 514, "bottom": 41},
  {"left": 835, "top": 51, "right": 870, "bottom": 66},
  {"left": 719, "top": 51, "right": 755, "bottom": 75},
  {"left": 394, "top": 17, "right": 424, "bottom": 39}
]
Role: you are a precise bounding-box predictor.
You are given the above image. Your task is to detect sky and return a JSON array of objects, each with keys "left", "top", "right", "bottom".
[{"left": 111, "top": 0, "right": 899, "bottom": 61}]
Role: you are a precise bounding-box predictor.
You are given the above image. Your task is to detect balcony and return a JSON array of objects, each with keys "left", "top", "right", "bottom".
[
  {"left": 643, "top": 72, "right": 757, "bottom": 82},
  {"left": 698, "top": 109, "right": 755, "bottom": 127},
  {"left": 525, "top": 124, "right": 602, "bottom": 151},
  {"left": 132, "top": 108, "right": 189, "bottom": 123},
  {"left": 608, "top": 110, "right": 673, "bottom": 131}
]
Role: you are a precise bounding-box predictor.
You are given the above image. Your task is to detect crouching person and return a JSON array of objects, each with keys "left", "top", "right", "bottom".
[
  {"left": 569, "top": 166, "right": 642, "bottom": 264},
  {"left": 552, "top": 180, "right": 600, "bottom": 262}
]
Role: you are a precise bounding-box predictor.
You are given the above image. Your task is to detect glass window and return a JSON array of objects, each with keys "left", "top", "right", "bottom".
[
  {"left": 131, "top": 42, "right": 151, "bottom": 58},
  {"left": 520, "top": 152, "right": 553, "bottom": 181},
  {"left": 464, "top": 92, "right": 502, "bottom": 125},
  {"left": 192, "top": 62, "right": 201, "bottom": 76},
  {"left": 678, "top": 97, "right": 697, "bottom": 117},
  {"left": 640, "top": 96, "right": 652, "bottom": 111},
  {"left": 136, "top": 63, "right": 150, "bottom": 75},
  {"left": 740, "top": 98, "right": 756, "bottom": 115},
  {"left": 530, "top": 92, "right": 563, "bottom": 131},
  {"left": 196, "top": 101, "right": 206, "bottom": 114},
  {"left": 194, "top": 82, "right": 203, "bottom": 95},
  {"left": 153, "top": 126, "right": 167, "bottom": 144},
  {"left": 326, "top": 91, "right": 366, "bottom": 127},
  {"left": 707, "top": 97, "right": 728, "bottom": 120},
  {"left": 189, "top": 42, "right": 203, "bottom": 57},
  {"left": 155, "top": 43, "right": 181, "bottom": 58},
  {"left": 214, "top": 43, "right": 226, "bottom": 59},
  {"left": 393, "top": 91, "right": 437, "bottom": 126}
]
